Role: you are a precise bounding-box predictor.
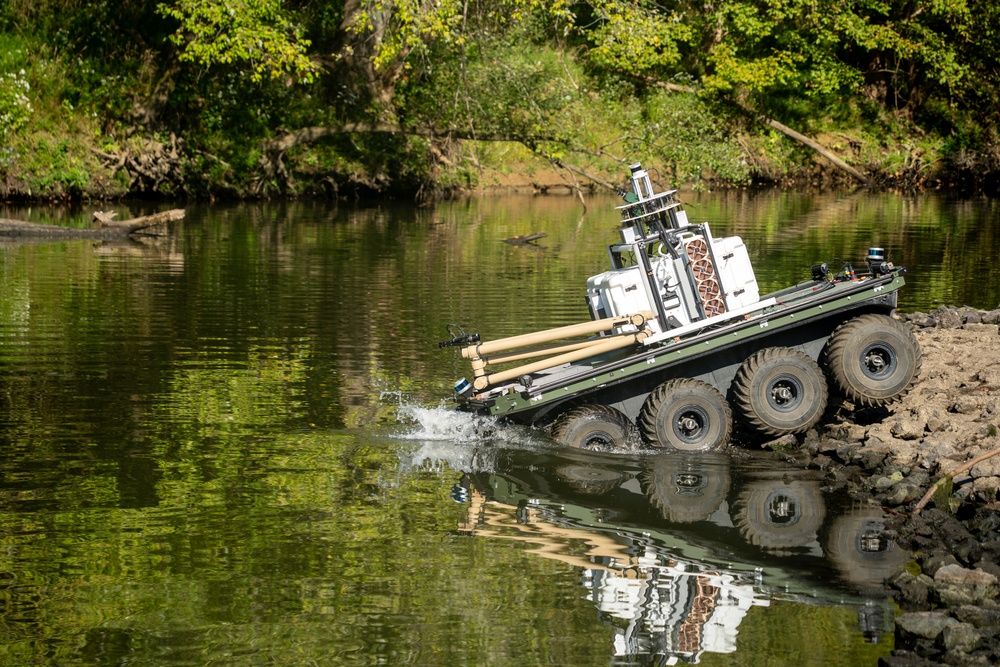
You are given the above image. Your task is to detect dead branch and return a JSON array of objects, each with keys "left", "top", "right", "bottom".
[
  {"left": 913, "top": 447, "right": 1000, "bottom": 515},
  {"left": 0, "top": 210, "right": 185, "bottom": 240},
  {"left": 617, "top": 71, "right": 871, "bottom": 186},
  {"left": 503, "top": 232, "right": 547, "bottom": 245},
  {"left": 763, "top": 118, "right": 871, "bottom": 186}
]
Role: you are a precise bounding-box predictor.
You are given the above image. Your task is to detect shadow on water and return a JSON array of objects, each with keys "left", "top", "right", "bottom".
[{"left": 399, "top": 410, "right": 909, "bottom": 665}]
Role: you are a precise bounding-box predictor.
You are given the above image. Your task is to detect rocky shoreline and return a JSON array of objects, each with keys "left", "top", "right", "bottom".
[{"left": 779, "top": 305, "right": 1000, "bottom": 666}]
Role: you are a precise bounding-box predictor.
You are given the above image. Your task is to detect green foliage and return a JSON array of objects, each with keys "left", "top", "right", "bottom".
[
  {"left": 584, "top": 0, "right": 692, "bottom": 73},
  {"left": 397, "top": 40, "right": 579, "bottom": 139},
  {"left": 0, "top": 35, "right": 127, "bottom": 198},
  {"left": 347, "top": 0, "right": 572, "bottom": 74},
  {"left": 158, "top": 0, "right": 317, "bottom": 82},
  {"left": 0, "top": 69, "right": 32, "bottom": 139},
  {"left": 2, "top": 0, "right": 1000, "bottom": 197},
  {"left": 16, "top": 135, "right": 93, "bottom": 196},
  {"left": 0, "top": 36, "right": 33, "bottom": 140},
  {"left": 634, "top": 92, "right": 753, "bottom": 186}
]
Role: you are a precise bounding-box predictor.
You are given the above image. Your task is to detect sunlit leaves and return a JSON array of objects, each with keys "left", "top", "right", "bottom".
[
  {"left": 703, "top": 42, "right": 800, "bottom": 94},
  {"left": 585, "top": 0, "right": 692, "bottom": 73},
  {"left": 158, "top": 0, "right": 316, "bottom": 83},
  {"left": 398, "top": 42, "right": 580, "bottom": 140},
  {"left": 346, "top": 0, "right": 573, "bottom": 74}
]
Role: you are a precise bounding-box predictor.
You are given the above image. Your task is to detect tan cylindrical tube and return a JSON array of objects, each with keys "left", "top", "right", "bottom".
[
  {"left": 482, "top": 336, "right": 629, "bottom": 366},
  {"left": 462, "top": 311, "right": 652, "bottom": 359},
  {"left": 473, "top": 330, "right": 647, "bottom": 390}
]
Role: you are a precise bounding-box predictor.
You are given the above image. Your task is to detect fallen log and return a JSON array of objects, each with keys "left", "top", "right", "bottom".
[
  {"left": 763, "top": 118, "right": 871, "bottom": 187},
  {"left": 0, "top": 209, "right": 184, "bottom": 239}
]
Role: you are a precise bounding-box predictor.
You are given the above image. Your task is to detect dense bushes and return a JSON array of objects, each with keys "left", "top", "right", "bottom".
[{"left": 1, "top": 1, "right": 998, "bottom": 200}]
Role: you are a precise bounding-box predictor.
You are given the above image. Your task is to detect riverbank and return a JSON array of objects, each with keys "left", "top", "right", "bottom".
[{"left": 778, "top": 306, "right": 1000, "bottom": 665}]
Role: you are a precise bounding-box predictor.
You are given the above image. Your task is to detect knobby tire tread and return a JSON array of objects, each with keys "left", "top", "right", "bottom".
[
  {"left": 731, "top": 347, "right": 828, "bottom": 437},
  {"left": 551, "top": 404, "right": 632, "bottom": 449},
  {"left": 638, "top": 378, "right": 733, "bottom": 451},
  {"left": 825, "top": 314, "right": 922, "bottom": 408}
]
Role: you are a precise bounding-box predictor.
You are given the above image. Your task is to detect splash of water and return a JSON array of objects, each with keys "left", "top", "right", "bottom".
[
  {"left": 396, "top": 402, "right": 500, "bottom": 442},
  {"left": 387, "top": 400, "right": 533, "bottom": 474}
]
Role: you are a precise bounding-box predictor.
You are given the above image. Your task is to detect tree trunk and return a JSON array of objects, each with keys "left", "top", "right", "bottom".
[
  {"left": 0, "top": 209, "right": 184, "bottom": 239},
  {"left": 764, "top": 118, "right": 870, "bottom": 186}
]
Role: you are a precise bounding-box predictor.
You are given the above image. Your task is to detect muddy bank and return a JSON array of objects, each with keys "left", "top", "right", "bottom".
[{"left": 774, "top": 305, "right": 1000, "bottom": 665}]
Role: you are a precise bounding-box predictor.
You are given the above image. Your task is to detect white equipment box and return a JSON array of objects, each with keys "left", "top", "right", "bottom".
[{"left": 712, "top": 236, "right": 760, "bottom": 310}]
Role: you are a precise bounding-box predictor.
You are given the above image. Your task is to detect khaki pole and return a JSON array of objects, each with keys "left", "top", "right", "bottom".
[
  {"left": 463, "top": 311, "right": 652, "bottom": 359},
  {"left": 482, "top": 334, "right": 635, "bottom": 366},
  {"left": 473, "top": 330, "right": 648, "bottom": 391}
]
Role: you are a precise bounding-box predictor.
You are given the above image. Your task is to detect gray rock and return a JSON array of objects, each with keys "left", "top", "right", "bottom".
[
  {"left": 824, "top": 422, "right": 851, "bottom": 439},
  {"left": 921, "top": 435, "right": 959, "bottom": 462},
  {"left": 875, "top": 471, "right": 906, "bottom": 490},
  {"left": 895, "top": 610, "right": 960, "bottom": 641},
  {"left": 891, "top": 570, "right": 935, "bottom": 608},
  {"left": 855, "top": 447, "right": 892, "bottom": 469},
  {"left": 907, "top": 470, "right": 932, "bottom": 488},
  {"left": 942, "top": 622, "right": 983, "bottom": 653},
  {"left": 942, "top": 651, "right": 994, "bottom": 666},
  {"left": 910, "top": 314, "right": 937, "bottom": 328},
  {"left": 923, "top": 552, "right": 961, "bottom": 577},
  {"left": 938, "top": 308, "right": 964, "bottom": 329},
  {"left": 952, "top": 605, "right": 1000, "bottom": 628},
  {"left": 972, "top": 477, "right": 1000, "bottom": 503},
  {"left": 892, "top": 418, "right": 927, "bottom": 440},
  {"left": 816, "top": 437, "right": 849, "bottom": 455},
  {"left": 809, "top": 453, "right": 834, "bottom": 470},
  {"left": 950, "top": 399, "right": 982, "bottom": 415},
  {"left": 883, "top": 482, "right": 924, "bottom": 506},
  {"left": 924, "top": 410, "right": 949, "bottom": 434},
  {"left": 836, "top": 443, "right": 863, "bottom": 463},
  {"left": 934, "top": 565, "right": 1000, "bottom": 607}
]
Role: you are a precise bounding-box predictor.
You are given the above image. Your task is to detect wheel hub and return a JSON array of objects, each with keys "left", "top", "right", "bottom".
[
  {"left": 861, "top": 343, "right": 897, "bottom": 379},
  {"left": 772, "top": 384, "right": 794, "bottom": 403},
  {"left": 674, "top": 408, "right": 707, "bottom": 442},
  {"left": 767, "top": 375, "right": 803, "bottom": 412}
]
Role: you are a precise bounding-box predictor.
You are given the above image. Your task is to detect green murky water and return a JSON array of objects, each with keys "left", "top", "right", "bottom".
[{"left": 1, "top": 190, "right": 997, "bottom": 665}]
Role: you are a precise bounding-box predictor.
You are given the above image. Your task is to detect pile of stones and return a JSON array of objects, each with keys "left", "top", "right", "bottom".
[{"left": 771, "top": 305, "right": 1000, "bottom": 665}]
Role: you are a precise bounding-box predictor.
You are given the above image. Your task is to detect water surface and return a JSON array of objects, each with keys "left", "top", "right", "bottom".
[{"left": 1, "top": 190, "right": 997, "bottom": 665}]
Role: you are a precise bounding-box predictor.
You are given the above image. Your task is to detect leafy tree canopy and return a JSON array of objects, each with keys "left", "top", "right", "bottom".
[{"left": 158, "top": 0, "right": 317, "bottom": 82}]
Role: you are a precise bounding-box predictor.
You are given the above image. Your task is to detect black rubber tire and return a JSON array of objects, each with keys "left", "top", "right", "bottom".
[
  {"left": 551, "top": 404, "right": 633, "bottom": 450},
  {"left": 734, "top": 479, "right": 825, "bottom": 551},
  {"left": 731, "top": 347, "right": 829, "bottom": 437},
  {"left": 638, "top": 379, "right": 732, "bottom": 451},
  {"left": 824, "top": 314, "right": 922, "bottom": 407},
  {"left": 644, "top": 453, "right": 731, "bottom": 523}
]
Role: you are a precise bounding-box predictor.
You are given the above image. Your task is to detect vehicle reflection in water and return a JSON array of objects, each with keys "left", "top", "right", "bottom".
[{"left": 446, "top": 446, "right": 909, "bottom": 665}]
